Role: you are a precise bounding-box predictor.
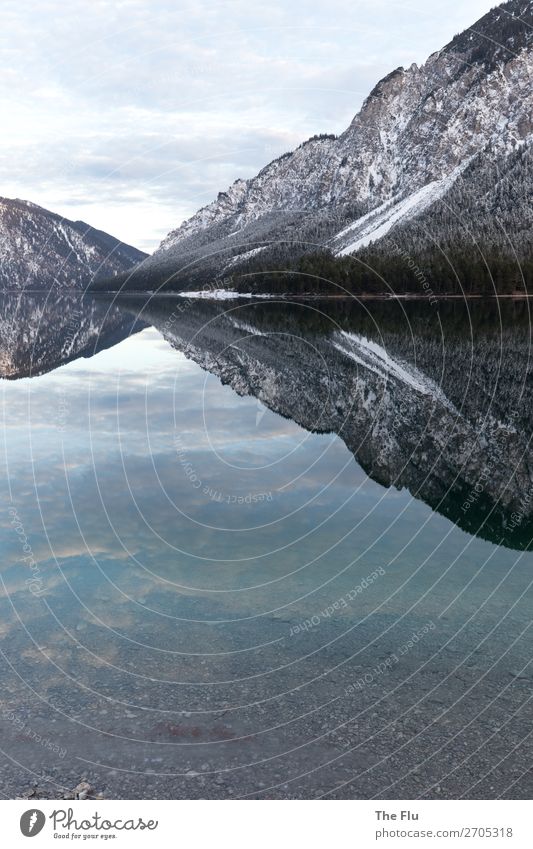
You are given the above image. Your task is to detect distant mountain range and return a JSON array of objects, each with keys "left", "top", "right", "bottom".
[
  {"left": 93, "top": 0, "right": 533, "bottom": 295},
  {"left": 0, "top": 198, "right": 146, "bottom": 291}
]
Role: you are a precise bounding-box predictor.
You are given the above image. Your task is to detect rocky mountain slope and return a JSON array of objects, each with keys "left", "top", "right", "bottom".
[
  {"left": 0, "top": 198, "right": 146, "bottom": 291},
  {"left": 96, "top": 0, "right": 533, "bottom": 293}
]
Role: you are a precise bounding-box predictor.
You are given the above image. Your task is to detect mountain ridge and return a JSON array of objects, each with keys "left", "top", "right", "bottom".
[{"left": 91, "top": 0, "right": 533, "bottom": 294}]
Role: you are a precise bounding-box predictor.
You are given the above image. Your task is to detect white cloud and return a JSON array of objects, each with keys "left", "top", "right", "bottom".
[{"left": 0, "top": 0, "right": 497, "bottom": 251}]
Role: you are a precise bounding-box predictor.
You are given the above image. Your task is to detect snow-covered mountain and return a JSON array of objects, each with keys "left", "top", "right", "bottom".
[
  {"left": 100, "top": 0, "right": 533, "bottom": 292},
  {"left": 0, "top": 198, "right": 146, "bottom": 291}
]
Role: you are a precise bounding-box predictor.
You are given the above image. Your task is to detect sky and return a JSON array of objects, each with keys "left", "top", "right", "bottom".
[{"left": 0, "top": 0, "right": 498, "bottom": 253}]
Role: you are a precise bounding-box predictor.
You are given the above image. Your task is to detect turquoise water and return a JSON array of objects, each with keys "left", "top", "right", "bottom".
[{"left": 0, "top": 293, "right": 531, "bottom": 799}]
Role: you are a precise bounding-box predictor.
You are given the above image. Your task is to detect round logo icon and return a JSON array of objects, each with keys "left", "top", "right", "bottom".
[{"left": 20, "top": 809, "right": 46, "bottom": 837}]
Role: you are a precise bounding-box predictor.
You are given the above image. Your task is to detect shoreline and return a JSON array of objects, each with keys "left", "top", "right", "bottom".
[
  {"left": 87, "top": 290, "right": 533, "bottom": 302},
  {"left": 4, "top": 289, "right": 533, "bottom": 301}
]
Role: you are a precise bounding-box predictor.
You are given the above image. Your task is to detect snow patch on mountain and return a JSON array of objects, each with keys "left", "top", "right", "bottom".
[
  {"left": 332, "top": 158, "right": 475, "bottom": 255},
  {"left": 224, "top": 245, "right": 267, "bottom": 269},
  {"left": 334, "top": 183, "right": 443, "bottom": 255},
  {"left": 335, "top": 180, "right": 446, "bottom": 256}
]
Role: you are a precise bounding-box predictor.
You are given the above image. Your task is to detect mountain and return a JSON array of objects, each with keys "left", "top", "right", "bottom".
[
  {"left": 107, "top": 294, "right": 533, "bottom": 550},
  {"left": 96, "top": 0, "right": 533, "bottom": 294},
  {"left": 0, "top": 197, "right": 147, "bottom": 291}
]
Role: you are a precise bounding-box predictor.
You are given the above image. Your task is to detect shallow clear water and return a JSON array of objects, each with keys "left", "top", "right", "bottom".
[{"left": 0, "top": 293, "right": 532, "bottom": 799}]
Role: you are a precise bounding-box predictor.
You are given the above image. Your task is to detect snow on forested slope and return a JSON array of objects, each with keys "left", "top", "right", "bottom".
[
  {"left": 333, "top": 183, "right": 444, "bottom": 255},
  {"left": 332, "top": 159, "right": 475, "bottom": 255}
]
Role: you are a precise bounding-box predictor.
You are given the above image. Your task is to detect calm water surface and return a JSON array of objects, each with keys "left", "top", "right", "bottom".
[{"left": 0, "top": 292, "right": 532, "bottom": 799}]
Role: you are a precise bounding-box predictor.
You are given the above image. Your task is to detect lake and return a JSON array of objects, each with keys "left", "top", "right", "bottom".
[{"left": 0, "top": 291, "right": 532, "bottom": 799}]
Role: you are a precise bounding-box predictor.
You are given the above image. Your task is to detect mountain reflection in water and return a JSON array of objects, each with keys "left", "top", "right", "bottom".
[{"left": 88, "top": 293, "right": 533, "bottom": 551}]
